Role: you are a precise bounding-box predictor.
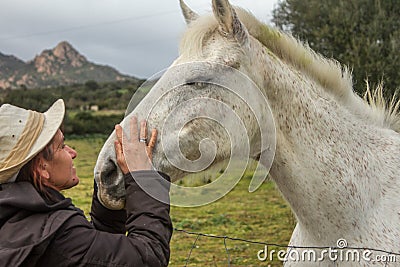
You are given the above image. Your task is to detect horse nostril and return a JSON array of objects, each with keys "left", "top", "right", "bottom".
[
  {"left": 101, "top": 159, "right": 117, "bottom": 181},
  {"left": 97, "top": 158, "right": 126, "bottom": 210}
]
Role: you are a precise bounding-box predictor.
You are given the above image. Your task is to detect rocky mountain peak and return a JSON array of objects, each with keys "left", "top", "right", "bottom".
[
  {"left": 53, "top": 41, "right": 86, "bottom": 64},
  {"left": 33, "top": 41, "right": 87, "bottom": 74},
  {"left": 0, "top": 42, "right": 134, "bottom": 89}
]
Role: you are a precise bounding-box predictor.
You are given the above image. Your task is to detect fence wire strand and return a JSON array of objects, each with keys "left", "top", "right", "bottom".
[
  {"left": 223, "top": 236, "right": 231, "bottom": 266},
  {"left": 184, "top": 234, "right": 200, "bottom": 267}
]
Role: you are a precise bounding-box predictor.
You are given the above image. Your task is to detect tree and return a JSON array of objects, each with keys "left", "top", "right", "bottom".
[
  {"left": 272, "top": 0, "right": 400, "bottom": 97},
  {"left": 85, "top": 80, "right": 99, "bottom": 90}
]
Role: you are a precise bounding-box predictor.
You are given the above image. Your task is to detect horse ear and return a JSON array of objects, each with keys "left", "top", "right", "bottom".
[
  {"left": 180, "top": 0, "right": 199, "bottom": 25},
  {"left": 212, "top": 0, "right": 249, "bottom": 46}
]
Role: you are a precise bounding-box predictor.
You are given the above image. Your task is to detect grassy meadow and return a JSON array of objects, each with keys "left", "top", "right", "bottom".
[{"left": 64, "top": 136, "right": 295, "bottom": 266}]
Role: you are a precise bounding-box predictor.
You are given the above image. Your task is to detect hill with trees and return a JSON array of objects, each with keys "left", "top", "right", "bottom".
[{"left": 0, "top": 79, "right": 144, "bottom": 136}]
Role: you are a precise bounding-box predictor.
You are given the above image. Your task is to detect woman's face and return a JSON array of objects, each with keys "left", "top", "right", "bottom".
[{"left": 42, "top": 130, "right": 79, "bottom": 190}]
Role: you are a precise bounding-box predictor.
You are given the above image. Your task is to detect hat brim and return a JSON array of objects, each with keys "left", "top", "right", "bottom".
[
  {"left": 13, "top": 99, "right": 65, "bottom": 174},
  {"left": 26, "top": 99, "right": 65, "bottom": 162}
]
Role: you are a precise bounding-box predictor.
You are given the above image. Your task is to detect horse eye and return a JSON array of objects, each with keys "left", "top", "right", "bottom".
[{"left": 185, "top": 81, "right": 207, "bottom": 89}]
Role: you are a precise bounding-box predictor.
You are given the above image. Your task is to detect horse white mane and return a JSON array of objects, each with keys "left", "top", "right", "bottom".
[{"left": 179, "top": 7, "right": 400, "bottom": 133}]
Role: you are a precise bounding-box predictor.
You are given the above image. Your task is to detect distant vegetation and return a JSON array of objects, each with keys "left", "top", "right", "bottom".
[
  {"left": 0, "top": 80, "right": 145, "bottom": 135},
  {"left": 273, "top": 0, "right": 400, "bottom": 97}
]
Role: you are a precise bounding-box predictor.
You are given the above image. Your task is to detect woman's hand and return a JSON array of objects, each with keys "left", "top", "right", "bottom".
[{"left": 114, "top": 116, "right": 157, "bottom": 174}]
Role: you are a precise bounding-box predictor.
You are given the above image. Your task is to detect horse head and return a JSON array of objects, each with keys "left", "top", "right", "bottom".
[{"left": 94, "top": 0, "right": 277, "bottom": 209}]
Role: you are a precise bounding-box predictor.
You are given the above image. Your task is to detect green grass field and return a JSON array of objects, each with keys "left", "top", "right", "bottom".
[{"left": 64, "top": 136, "right": 295, "bottom": 266}]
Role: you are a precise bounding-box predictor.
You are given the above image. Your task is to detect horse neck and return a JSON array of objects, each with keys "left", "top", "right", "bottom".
[{"left": 243, "top": 40, "right": 399, "bottom": 240}]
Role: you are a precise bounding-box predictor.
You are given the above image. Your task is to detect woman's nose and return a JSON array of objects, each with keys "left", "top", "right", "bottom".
[{"left": 65, "top": 145, "right": 77, "bottom": 159}]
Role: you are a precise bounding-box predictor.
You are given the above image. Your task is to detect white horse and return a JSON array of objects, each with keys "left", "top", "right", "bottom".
[{"left": 94, "top": 0, "right": 400, "bottom": 265}]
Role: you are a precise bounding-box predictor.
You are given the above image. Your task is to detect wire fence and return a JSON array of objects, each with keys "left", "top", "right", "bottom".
[{"left": 173, "top": 228, "right": 400, "bottom": 266}]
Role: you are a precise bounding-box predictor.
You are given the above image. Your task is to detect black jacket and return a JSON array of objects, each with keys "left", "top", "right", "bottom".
[{"left": 0, "top": 171, "right": 172, "bottom": 266}]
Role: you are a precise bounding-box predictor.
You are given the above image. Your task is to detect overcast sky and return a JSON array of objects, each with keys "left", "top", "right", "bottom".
[{"left": 0, "top": 0, "right": 279, "bottom": 79}]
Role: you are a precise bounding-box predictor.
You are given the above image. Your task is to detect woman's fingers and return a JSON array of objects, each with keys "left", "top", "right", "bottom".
[
  {"left": 115, "top": 116, "right": 158, "bottom": 172},
  {"left": 114, "top": 124, "right": 127, "bottom": 173},
  {"left": 114, "top": 139, "right": 122, "bottom": 161},
  {"left": 146, "top": 129, "right": 157, "bottom": 159},
  {"left": 140, "top": 120, "right": 147, "bottom": 142},
  {"left": 115, "top": 124, "right": 123, "bottom": 143},
  {"left": 114, "top": 138, "right": 128, "bottom": 174},
  {"left": 130, "top": 116, "right": 138, "bottom": 142}
]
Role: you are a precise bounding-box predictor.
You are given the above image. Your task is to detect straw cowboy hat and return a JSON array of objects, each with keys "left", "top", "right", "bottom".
[{"left": 0, "top": 99, "right": 65, "bottom": 183}]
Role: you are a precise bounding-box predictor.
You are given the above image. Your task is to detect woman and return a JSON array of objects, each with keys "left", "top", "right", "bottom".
[{"left": 0, "top": 99, "right": 172, "bottom": 266}]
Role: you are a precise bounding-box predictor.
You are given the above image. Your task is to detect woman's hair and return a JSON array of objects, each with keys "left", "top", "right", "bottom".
[{"left": 16, "top": 136, "right": 56, "bottom": 201}]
